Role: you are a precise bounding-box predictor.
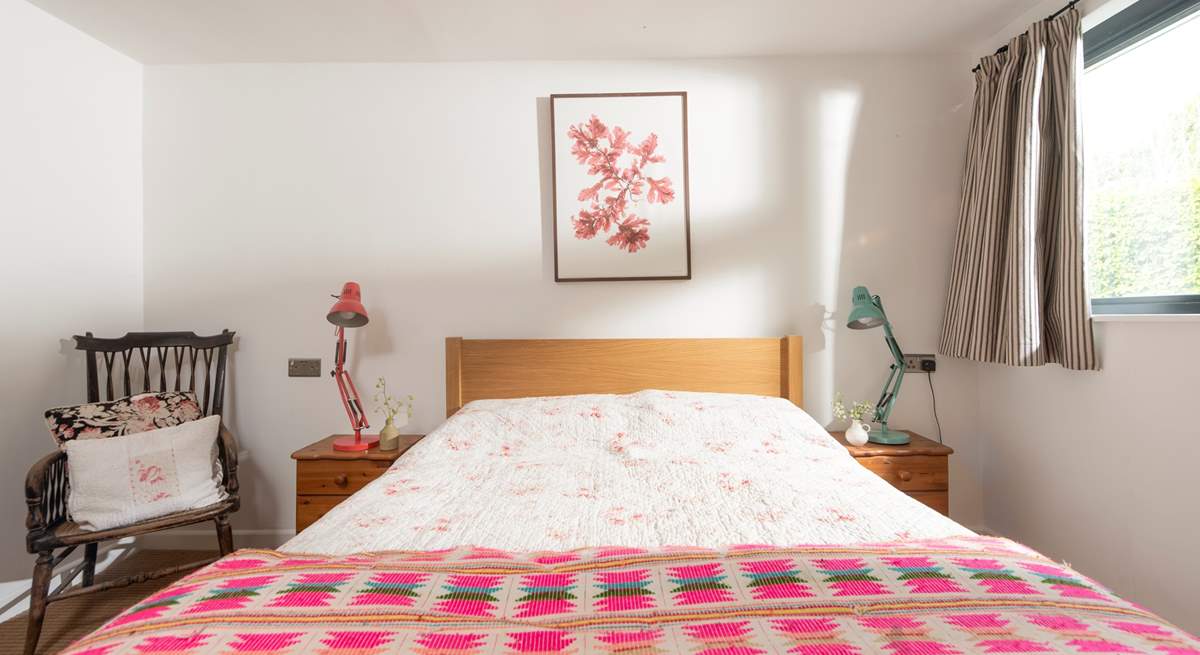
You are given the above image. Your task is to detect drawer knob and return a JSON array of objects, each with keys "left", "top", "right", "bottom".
[
  {"left": 898, "top": 470, "right": 913, "bottom": 482},
  {"left": 334, "top": 474, "right": 349, "bottom": 487}
]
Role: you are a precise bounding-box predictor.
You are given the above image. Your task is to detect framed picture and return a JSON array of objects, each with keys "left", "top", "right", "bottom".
[{"left": 551, "top": 92, "right": 691, "bottom": 282}]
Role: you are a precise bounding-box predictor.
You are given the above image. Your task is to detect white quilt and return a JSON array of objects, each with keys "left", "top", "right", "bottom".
[{"left": 282, "top": 390, "right": 970, "bottom": 554}]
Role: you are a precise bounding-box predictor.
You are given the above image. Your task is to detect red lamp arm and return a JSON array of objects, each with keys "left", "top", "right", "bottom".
[{"left": 332, "top": 326, "right": 370, "bottom": 438}]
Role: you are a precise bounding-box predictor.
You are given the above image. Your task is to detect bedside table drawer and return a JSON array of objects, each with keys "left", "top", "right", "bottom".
[
  {"left": 297, "top": 459, "right": 392, "bottom": 495},
  {"left": 907, "top": 491, "right": 949, "bottom": 515},
  {"left": 856, "top": 455, "right": 948, "bottom": 491},
  {"left": 296, "top": 494, "right": 350, "bottom": 531}
]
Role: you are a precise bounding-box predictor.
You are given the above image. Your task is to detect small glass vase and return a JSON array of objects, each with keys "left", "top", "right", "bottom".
[
  {"left": 378, "top": 416, "right": 402, "bottom": 451},
  {"left": 846, "top": 419, "right": 872, "bottom": 446}
]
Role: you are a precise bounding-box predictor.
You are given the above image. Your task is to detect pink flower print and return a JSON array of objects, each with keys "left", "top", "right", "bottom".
[
  {"left": 566, "top": 115, "right": 676, "bottom": 253},
  {"left": 77, "top": 426, "right": 104, "bottom": 440},
  {"left": 124, "top": 417, "right": 156, "bottom": 434},
  {"left": 177, "top": 398, "right": 199, "bottom": 416},
  {"left": 132, "top": 395, "right": 162, "bottom": 413},
  {"left": 226, "top": 633, "right": 304, "bottom": 652},
  {"left": 717, "top": 472, "right": 752, "bottom": 493},
  {"left": 505, "top": 631, "right": 575, "bottom": 654}
]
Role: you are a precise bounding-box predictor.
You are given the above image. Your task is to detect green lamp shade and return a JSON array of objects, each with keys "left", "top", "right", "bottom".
[{"left": 847, "top": 286, "right": 885, "bottom": 329}]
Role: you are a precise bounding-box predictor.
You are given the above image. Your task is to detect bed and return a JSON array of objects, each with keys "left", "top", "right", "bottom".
[{"left": 62, "top": 337, "right": 1199, "bottom": 654}]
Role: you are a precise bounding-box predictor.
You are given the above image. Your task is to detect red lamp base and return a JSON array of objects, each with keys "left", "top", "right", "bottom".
[{"left": 332, "top": 434, "right": 380, "bottom": 452}]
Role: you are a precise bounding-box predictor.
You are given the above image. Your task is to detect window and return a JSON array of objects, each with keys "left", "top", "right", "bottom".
[{"left": 1083, "top": 0, "right": 1200, "bottom": 314}]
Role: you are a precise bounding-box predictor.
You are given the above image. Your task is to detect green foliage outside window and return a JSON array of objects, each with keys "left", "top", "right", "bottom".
[{"left": 1086, "top": 97, "right": 1200, "bottom": 299}]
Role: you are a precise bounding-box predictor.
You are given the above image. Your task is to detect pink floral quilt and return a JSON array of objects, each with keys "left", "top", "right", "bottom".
[{"left": 64, "top": 537, "right": 1197, "bottom": 654}]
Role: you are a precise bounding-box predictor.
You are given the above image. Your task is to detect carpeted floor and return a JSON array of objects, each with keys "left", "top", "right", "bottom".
[{"left": 0, "top": 549, "right": 212, "bottom": 655}]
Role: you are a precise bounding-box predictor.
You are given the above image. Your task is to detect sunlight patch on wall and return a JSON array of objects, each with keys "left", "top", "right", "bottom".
[{"left": 810, "top": 87, "right": 862, "bottom": 422}]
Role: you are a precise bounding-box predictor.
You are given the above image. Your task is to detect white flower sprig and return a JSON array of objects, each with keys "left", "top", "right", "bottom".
[
  {"left": 832, "top": 392, "right": 873, "bottom": 422},
  {"left": 373, "top": 377, "right": 414, "bottom": 422}
]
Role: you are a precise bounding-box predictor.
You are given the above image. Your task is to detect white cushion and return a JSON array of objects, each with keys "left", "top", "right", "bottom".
[{"left": 65, "top": 414, "right": 227, "bottom": 531}]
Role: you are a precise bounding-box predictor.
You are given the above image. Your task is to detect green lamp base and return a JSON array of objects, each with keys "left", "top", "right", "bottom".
[{"left": 868, "top": 425, "right": 911, "bottom": 445}]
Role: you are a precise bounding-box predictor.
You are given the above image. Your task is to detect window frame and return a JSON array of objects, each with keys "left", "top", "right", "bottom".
[{"left": 1083, "top": 0, "right": 1200, "bottom": 315}]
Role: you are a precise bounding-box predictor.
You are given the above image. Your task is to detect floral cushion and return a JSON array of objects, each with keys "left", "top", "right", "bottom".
[{"left": 44, "top": 391, "right": 202, "bottom": 449}]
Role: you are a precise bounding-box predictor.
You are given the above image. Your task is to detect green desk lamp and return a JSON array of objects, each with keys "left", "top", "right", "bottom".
[{"left": 846, "top": 286, "right": 910, "bottom": 445}]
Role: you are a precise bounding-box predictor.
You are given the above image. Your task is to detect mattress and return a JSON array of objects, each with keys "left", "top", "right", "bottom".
[{"left": 282, "top": 390, "right": 971, "bottom": 554}]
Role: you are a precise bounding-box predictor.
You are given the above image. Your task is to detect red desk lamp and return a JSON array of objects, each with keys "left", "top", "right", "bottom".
[{"left": 327, "top": 281, "right": 377, "bottom": 451}]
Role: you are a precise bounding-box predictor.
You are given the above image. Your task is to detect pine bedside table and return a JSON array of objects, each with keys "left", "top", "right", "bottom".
[
  {"left": 291, "top": 434, "right": 424, "bottom": 531},
  {"left": 830, "top": 429, "right": 952, "bottom": 516}
]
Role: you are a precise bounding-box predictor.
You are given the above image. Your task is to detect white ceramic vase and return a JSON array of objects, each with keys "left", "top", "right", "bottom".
[{"left": 846, "top": 419, "right": 872, "bottom": 446}]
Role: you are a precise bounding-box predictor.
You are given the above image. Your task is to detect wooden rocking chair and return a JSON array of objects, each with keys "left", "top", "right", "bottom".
[{"left": 23, "top": 331, "right": 240, "bottom": 655}]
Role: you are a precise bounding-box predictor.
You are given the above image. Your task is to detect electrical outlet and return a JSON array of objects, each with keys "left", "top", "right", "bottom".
[
  {"left": 288, "top": 358, "right": 321, "bottom": 377},
  {"left": 903, "top": 353, "right": 936, "bottom": 373}
]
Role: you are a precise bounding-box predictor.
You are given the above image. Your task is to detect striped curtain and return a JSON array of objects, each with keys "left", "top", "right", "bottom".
[{"left": 939, "top": 8, "right": 1097, "bottom": 370}]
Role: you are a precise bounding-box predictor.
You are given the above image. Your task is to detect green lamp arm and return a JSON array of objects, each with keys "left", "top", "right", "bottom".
[{"left": 873, "top": 296, "right": 906, "bottom": 429}]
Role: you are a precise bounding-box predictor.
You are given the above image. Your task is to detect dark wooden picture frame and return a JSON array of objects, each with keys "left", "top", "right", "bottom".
[{"left": 550, "top": 92, "right": 691, "bottom": 282}]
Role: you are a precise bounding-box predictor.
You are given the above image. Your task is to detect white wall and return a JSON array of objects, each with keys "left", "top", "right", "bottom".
[
  {"left": 967, "top": 0, "right": 1200, "bottom": 633},
  {"left": 0, "top": 0, "right": 142, "bottom": 598},
  {"left": 978, "top": 321, "right": 1200, "bottom": 632},
  {"left": 141, "top": 56, "right": 983, "bottom": 547}
]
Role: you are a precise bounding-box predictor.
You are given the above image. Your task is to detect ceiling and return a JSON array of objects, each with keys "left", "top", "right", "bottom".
[{"left": 28, "top": 0, "right": 1046, "bottom": 64}]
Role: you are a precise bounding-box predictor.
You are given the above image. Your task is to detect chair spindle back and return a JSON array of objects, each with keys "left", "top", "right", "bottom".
[{"left": 73, "top": 330, "right": 236, "bottom": 417}]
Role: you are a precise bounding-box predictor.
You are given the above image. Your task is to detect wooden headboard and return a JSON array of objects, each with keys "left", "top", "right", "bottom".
[{"left": 445, "top": 336, "right": 802, "bottom": 416}]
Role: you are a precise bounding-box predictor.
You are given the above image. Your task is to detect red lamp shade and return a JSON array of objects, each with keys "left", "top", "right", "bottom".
[{"left": 327, "top": 282, "right": 368, "bottom": 327}]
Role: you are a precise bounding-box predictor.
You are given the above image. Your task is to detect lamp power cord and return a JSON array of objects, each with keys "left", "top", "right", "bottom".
[{"left": 926, "top": 373, "right": 943, "bottom": 444}]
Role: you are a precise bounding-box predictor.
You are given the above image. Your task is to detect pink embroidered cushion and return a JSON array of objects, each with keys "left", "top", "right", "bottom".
[
  {"left": 44, "top": 391, "right": 202, "bottom": 449},
  {"left": 64, "top": 415, "right": 227, "bottom": 531}
]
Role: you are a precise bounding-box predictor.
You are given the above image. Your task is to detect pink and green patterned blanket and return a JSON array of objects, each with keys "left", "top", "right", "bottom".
[{"left": 65, "top": 537, "right": 1197, "bottom": 655}]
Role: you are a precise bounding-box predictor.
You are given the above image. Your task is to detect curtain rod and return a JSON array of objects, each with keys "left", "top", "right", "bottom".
[{"left": 970, "top": 0, "right": 1080, "bottom": 72}]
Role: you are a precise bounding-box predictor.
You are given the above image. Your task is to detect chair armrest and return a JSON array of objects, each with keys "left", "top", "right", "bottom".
[
  {"left": 218, "top": 423, "right": 240, "bottom": 496},
  {"left": 25, "top": 450, "right": 68, "bottom": 546}
]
